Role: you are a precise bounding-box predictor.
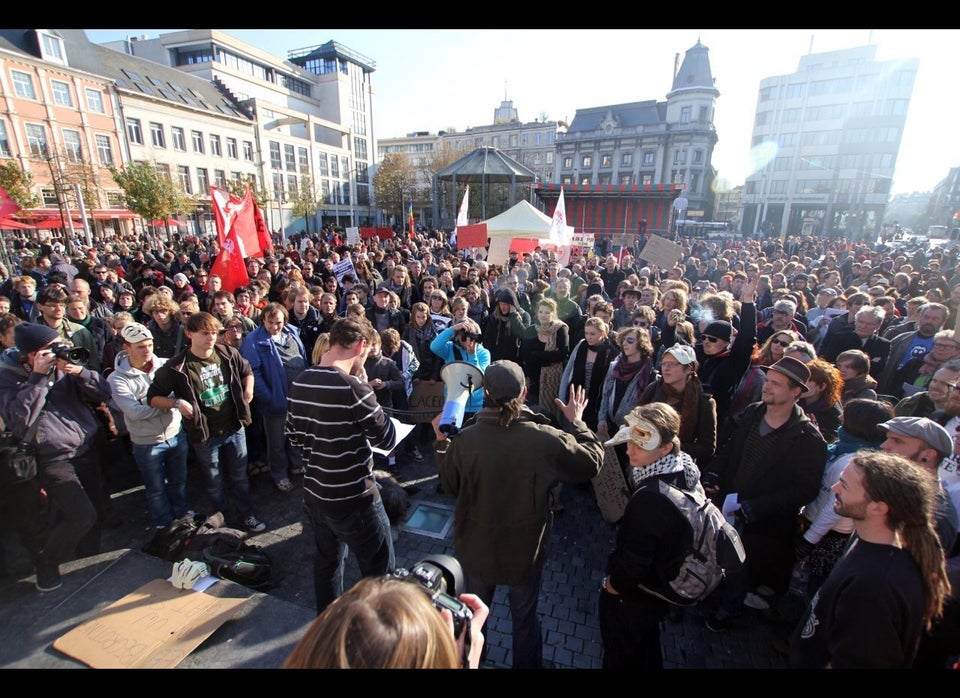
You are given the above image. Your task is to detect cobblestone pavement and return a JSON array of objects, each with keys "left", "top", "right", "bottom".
[{"left": 2, "top": 432, "right": 792, "bottom": 670}]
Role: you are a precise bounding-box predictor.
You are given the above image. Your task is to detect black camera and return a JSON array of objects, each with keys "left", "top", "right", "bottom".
[
  {"left": 393, "top": 554, "right": 473, "bottom": 637},
  {"left": 49, "top": 342, "right": 89, "bottom": 365}
]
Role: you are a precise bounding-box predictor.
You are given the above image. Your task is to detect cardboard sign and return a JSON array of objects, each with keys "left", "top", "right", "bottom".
[
  {"left": 638, "top": 234, "right": 683, "bottom": 269},
  {"left": 592, "top": 447, "right": 630, "bottom": 524},
  {"left": 52, "top": 579, "right": 248, "bottom": 669},
  {"left": 345, "top": 226, "right": 360, "bottom": 244},
  {"left": 407, "top": 380, "right": 446, "bottom": 423}
]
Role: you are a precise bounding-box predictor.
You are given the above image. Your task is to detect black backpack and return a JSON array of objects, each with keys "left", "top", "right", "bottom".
[{"left": 200, "top": 538, "right": 274, "bottom": 591}]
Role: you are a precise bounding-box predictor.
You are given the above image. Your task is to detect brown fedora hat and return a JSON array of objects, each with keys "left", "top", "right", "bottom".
[{"left": 760, "top": 356, "right": 811, "bottom": 394}]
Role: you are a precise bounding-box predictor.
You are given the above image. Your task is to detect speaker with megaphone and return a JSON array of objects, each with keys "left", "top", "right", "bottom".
[{"left": 438, "top": 361, "right": 484, "bottom": 437}]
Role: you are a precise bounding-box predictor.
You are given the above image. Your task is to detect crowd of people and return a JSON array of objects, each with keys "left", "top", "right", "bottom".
[{"left": 2, "top": 224, "right": 960, "bottom": 669}]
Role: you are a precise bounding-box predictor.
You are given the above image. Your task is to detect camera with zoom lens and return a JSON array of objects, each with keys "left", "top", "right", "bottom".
[
  {"left": 392, "top": 554, "right": 473, "bottom": 637},
  {"left": 49, "top": 342, "right": 90, "bottom": 365}
]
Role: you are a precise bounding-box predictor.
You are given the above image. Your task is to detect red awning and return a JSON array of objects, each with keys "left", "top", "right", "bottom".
[
  {"left": 33, "top": 219, "right": 82, "bottom": 230},
  {"left": 150, "top": 218, "right": 187, "bottom": 227},
  {"left": 0, "top": 217, "right": 33, "bottom": 230}
]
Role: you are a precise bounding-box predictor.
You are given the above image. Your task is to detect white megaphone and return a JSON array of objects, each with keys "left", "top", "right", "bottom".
[{"left": 438, "top": 361, "right": 484, "bottom": 437}]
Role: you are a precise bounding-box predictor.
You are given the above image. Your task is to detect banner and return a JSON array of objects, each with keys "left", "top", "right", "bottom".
[
  {"left": 210, "top": 187, "right": 267, "bottom": 258},
  {"left": 333, "top": 257, "right": 357, "bottom": 284}
]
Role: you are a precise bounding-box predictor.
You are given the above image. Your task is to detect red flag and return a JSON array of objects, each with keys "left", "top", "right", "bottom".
[
  {"left": 408, "top": 199, "right": 415, "bottom": 239},
  {"left": 208, "top": 226, "right": 249, "bottom": 294},
  {"left": 210, "top": 186, "right": 265, "bottom": 258},
  {"left": 252, "top": 199, "right": 273, "bottom": 255},
  {"left": 0, "top": 186, "right": 21, "bottom": 218}
]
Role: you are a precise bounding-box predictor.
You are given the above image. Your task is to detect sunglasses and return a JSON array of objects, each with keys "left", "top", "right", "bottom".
[
  {"left": 622, "top": 336, "right": 637, "bottom": 345},
  {"left": 773, "top": 339, "right": 792, "bottom": 347},
  {"left": 703, "top": 336, "right": 723, "bottom": 343},
  {"left": 633, "top": 321, "right": 650, "bottom": 328}
]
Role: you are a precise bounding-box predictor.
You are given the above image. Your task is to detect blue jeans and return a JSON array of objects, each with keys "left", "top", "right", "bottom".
[
  {"left": 191, "top": 428, "right": 253, "bottom": 522},
  {"left": 131, "top": 430, "right": 189, "bottom": 528},
  {"left": 468, "top": 562, "right": 544, "bottom": 669},
  {"left": 305, "top": 496, "right": 395, "bottom": 615}
]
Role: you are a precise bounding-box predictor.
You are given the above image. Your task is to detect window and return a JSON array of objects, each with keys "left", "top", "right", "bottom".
[
  {"left": 85, "top": 88, "right": 105, "bottom": 113},
  {"left": 209, "top": 134, "right": 222, "bottom": 157},
  {"left": 227, "top": 137, "right": 238, "bottom": 159},
  {"left": 563, "top": 156, "right": 573, "bottom": 169},
  {"left": 127, "top": 118, "right": 143, "bottom": 145},
  {"left": 642, "top": 151, "right": 655, "bottom": 166},
  {"left": 39, "top": 32, "right": 65, "bottom": 63},
  {"left": 0, "top": 121, "right": 10, "bottom": 157},
  {"left": 298, "top": 147, "right": 309, "bottom": 171},
  {"left": 619, "top": 174, "right": 632, "bottom": 186},
  {"left": 680, "top": 106, "right": 692, "bottom": 123},
  {"left": 601, "top": 154, "right": 612, "bottom": 168},
  {"left": 150, "top": 122, "right": 165, "bottom": 148},
  {"left": 781, "top": 108, "right": 801, "bottom": 123},
  {"left": 621, "top": 153, "right": 632, "bottom": 167},
  {"left": 582, "top": 155, "right": 592, "bottom": 168},
  {"left": 269, "top": 141, "right": 281, "bottom": 169},
  {"left": 287, "top": 174, "right": 298, "bottom": 197},
  {"left": 231, "top": 171, "right": 242, "bottom": 185},
  {"left": 95, "top": 134, "right": 113, "bottom": 166},
  {"left": 11, "top": 70, "right": 36, "bottom": 99},
  {"left": 214, "top": 169, "right": 226, "bottom": 188},
  {"left": 785, "top": 83, "right": 805, "bottom": 99},
  {"left": 284, "top": 144, "right": 296, "bottom": 171},
  {"left": 62, "top": 129, "right": 82, "bottom": 163},
  {"left": 330, "top": 155, "right": 339, "bottom": 178},
  {"left": 51, "top": 80, "right": 72, "bottom": 107},
  {"left": 192, "top": 130, "right": 204, "bottom": 153},
  {"left": 755, "top": 111, "right": 770, "bottom": 127},
  {"left": 317, "top": 152, "right": 328, "bottom": 176},
  {"left": 273, "top": 173, "right": 284, "bottom": 200},
  {"left": 693, "top": 150, "right": 703, "bottom": 164},
  {"left": 41, "top": 188, "right": 57, "bottom": 206},
  {"left": 197, "top": 167, "right": 209, "bottom": 193},
  {"left": 171, "top": 126, "right": 186, "bottom": 151},
  {"left": 673, "top": 150, "right": 686, "bottom": 165},
  {"left": 25, "top": 124, "right": 46, "bottom": 156},
  {"left": 177, "top": 165, "right": 192, "bottom": 194},
  {"left": 243, "top": 141, "right": 254, "bottom": 162}
]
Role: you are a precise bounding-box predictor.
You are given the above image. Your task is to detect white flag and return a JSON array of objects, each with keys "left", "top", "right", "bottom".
[
  {"left": 548, "top": 187, "right": 569, "bottom": 245},
  {"left": 456, "top": 186, "right": 470, "bottom": 227}
]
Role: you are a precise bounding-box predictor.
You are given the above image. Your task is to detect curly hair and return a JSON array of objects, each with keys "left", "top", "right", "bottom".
[{"left": 806, "top": 358, "right": 843, "bottom": 406}]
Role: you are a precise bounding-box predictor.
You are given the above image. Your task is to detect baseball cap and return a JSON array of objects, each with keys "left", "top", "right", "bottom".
[
  {"left": 663, "top": 344, "right": 696, "bottom": 366},
  {"left": 120, "top": 322, "right": 153, "bottom": 344},
  {"left": 483, "top": 360, "right": 525, "bottom": 404},
  {"left": 375, "top": 281, "right": 392, "bottom": 295},
  {"left": 879, "top": 417, "right": 953, "bottom": 458}
]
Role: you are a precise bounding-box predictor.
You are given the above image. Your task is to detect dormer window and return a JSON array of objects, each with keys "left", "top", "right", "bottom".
[{"left": 38, "top": 31, "right": 65, "bottom": 65}]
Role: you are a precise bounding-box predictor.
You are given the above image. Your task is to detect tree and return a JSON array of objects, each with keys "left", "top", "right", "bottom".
[
  {"left": 109, "top": 162, "right": 194, "bottom": 242},
  {"left": 224, "top": 176, "right": 270, "bottom": 209},
  {"left": 289, "top": 172, "right": 319, "bottom": 235},
  {"left": 373, "top": 153, "right": 418, "bottom": 225},
  {"left": 0, "top": 161, "right": 40, "bottom": 209}
]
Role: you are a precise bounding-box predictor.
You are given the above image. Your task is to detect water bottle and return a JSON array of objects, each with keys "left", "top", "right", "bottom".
[{"left": 788, "top": 558, "right": 810, "bottom": 598}]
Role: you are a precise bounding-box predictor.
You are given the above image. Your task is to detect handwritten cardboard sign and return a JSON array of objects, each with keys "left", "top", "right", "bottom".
[
  {"left": 407, "top": 380, "right": 445, "bottom": 424},
  {"left": 52, "top": 579, "right": 248, "bottom": 668},
  {"left": 639, "top": 234, "right": 683, "bottom": 269}
]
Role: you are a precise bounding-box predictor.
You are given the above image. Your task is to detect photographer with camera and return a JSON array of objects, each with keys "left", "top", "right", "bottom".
[
  {"left": 0, "top": 323, "right": 112, "bottom": 592},
  {"left": 432, "top": 361, "right": 603, "bottom": 669},
  {"left": 282, "top": 569, "right": 489, "bottom": 669}
]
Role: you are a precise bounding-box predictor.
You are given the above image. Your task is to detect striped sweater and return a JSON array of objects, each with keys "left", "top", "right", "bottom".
[{"left": 286, "top": 365, "right": 397, "bottom": 514}]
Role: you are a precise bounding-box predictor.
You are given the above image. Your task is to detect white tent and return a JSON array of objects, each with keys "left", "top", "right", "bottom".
[{"left": 483, "top": 200, "right": 553, "bottom": 238}]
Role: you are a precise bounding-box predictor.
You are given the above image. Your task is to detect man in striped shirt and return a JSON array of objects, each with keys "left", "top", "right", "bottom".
[{"left": 286, "top": 317, "right": 398, "bottom": 614}]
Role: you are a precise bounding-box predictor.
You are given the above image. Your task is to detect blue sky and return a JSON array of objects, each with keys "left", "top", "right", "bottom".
[{"left": 84, "top": 29, "right": 960, "bottom": 196}]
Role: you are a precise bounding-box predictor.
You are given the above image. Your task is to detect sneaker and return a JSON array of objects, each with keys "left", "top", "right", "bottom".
[
  {"left": 743, "top": 591, "right": 771, "bottom": 610},
  {"left": 411, "top": 447, "right": 424, "bottom": 463},
  {"left": 289, "top": 466, "right": 305, "bottom": 475},
  {"left": 243, "top": 515, "right": 267, "bottom": 534},
  {"left": 35, "top": 562, "right": 62, "bottom": 592},
  {"left": 275, "top": 478, "right": 294, "bottom": 493}
]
